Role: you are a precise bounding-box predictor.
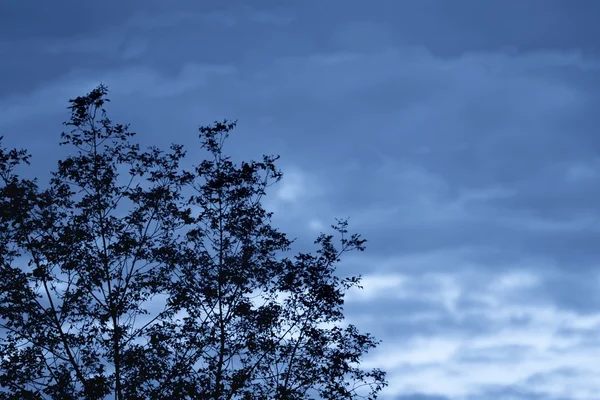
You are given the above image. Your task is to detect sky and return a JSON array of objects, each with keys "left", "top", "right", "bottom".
[{"left": 2, "top": 1, "right": 600, "bottom": 399}]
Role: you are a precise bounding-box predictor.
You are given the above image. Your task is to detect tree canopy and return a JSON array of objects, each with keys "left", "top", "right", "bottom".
[{"left": 0, "top": 85, "right": 386, "bottom": 400}]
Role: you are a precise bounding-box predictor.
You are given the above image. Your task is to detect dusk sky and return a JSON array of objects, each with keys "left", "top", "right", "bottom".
[{"left": 2, "top": 1, "right": 600, "bottom": 399}]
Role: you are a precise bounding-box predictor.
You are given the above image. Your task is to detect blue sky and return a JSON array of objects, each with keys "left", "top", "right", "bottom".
[{"left": 2, "top": 1, "right": 600, "bottom": 399}]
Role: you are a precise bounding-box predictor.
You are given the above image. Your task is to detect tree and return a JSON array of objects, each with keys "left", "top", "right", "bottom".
[{"left": 0, "top": 85, "right": 386, "bottom": 400}]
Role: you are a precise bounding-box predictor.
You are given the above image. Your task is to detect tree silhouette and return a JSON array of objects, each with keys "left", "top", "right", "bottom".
[{"left": 0, "top": 85, "right": 386, "bottom": 400}]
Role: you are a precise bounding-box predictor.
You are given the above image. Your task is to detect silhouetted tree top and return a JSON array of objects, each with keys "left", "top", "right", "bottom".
[{"left": 0, "top": 84, "right": 386, "bottom": 400}]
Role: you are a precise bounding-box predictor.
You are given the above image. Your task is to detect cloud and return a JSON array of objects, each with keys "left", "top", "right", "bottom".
[
  {"left": 233, "top": 47, "right": 599, "bottom": 264},
  {"left": 276, "top": 167, "right": 307, "bottom": 202},
  {"left": 394, "top": 395, "right": 450, "bottom": 400},
  {"left": 0, "top": 63, "right": 236, "bottom": 127},
  {"left": 344, "top": 263, "right": 600, "bottom": 399},
  {"left": 347, "top": 273, "right": 461, "bottom": 314},
  {"left": 307, "top": 218, "right": 325, "bottom": 232},
  {"left": 42, "top": 33, "right": 150, "bottom": 59},
  {"left": 239, "top": 5, "right": 294, "bottom": 26},
  {"left": 263, "top": 165, "right": 326, "bottom": 220},
  {"left": 565, "top": 159, "right": 600, "bottom": 182},
  {"left": 127, "top": 10, "right": 236, "bottom": 30},
  {"left": 34, "top": 5, "right": 294, "bottom": 59},
  {"left": 128, "top": 6, "right": 294, "bottom": 30}
]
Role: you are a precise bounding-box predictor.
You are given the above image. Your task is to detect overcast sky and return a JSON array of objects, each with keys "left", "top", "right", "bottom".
[{"left": 2, "top": 1, "right": 600, "bottom": 399}]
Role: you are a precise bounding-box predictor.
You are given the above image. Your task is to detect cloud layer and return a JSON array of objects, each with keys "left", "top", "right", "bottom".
[{"left": 2, "top": 1, "right": 600, "bottom": 399}]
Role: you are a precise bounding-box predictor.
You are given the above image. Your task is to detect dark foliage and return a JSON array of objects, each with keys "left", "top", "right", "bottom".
[{"left": 0, "top": 85, "right": 386, "bottom": 399}]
